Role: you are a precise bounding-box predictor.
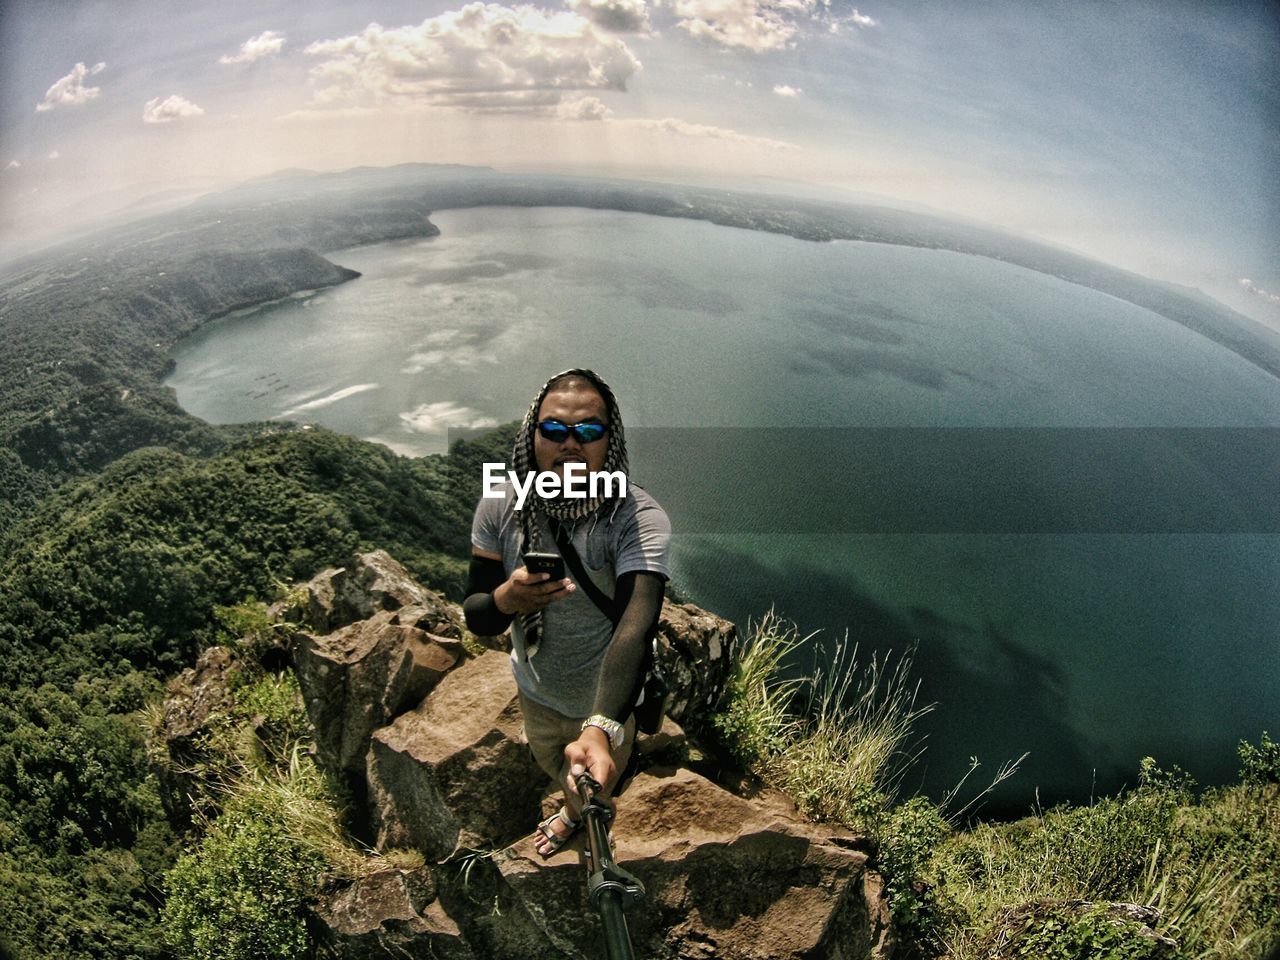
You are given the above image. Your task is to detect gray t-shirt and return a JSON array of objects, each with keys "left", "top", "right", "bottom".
[{"left": 471, "top": 484, "right": 672, "bottom": 717}]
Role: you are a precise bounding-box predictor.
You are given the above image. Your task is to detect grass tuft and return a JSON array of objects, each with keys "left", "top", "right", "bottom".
[
  {"left": 713, "top": 611, "right": 930, "bottom": 827},
  {"left": 711, "top": 618, "right": 1280, "bottom": 959}
]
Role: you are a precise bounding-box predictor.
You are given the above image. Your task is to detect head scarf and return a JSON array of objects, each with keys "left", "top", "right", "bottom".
[{"left": 513, "top": 368, "right": 628, "bottom": 650}]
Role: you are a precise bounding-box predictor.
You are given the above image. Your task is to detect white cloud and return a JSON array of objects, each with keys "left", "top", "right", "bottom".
[
  {"left": 831, "top": 7, "right": 877, "bottom": 32},
  {"left": 47, "top": 150, "right": 60, "bottom": 160},
  {"left": 218, "top": 30, "right": 286, "bottom": 65},
  {"left": 142, "top": 95, "right": 206, "bottom": 124},
  {"left": 279, "top": 383, "right": 380, "bottom": 417},
  {"left": 625, "top": 116, "right": 792, "bottom": 149},
  {"left": 36, "top": 62, "right": 105, "bottom": 112},
  {"left": 773, "top": 84, "right": 801, "bottom": 96},
  {"left": 565, "top": 0, "right": 651, "bottom": 33},
  {"left": 673, "top": 0, "right": 874, "bottom": 50},
  {"left": 304, "top": 4, "right": 641, "bottom": 113},
  {"left": 1239, "top": 278, "right": 1280, "bottom": 304},
  {"left": 5, "top": 160, "right": 19, "bottom": 170},
  {"left": 556, "top": 95, "right": 612, "bottom": 120},
  {"left": 399, "top": 401, "right": 498, "bottom": 433}
]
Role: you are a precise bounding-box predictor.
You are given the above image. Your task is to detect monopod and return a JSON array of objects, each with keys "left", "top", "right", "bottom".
[{"left": 575, "top": 773, "right": 646, "bottom": 960}]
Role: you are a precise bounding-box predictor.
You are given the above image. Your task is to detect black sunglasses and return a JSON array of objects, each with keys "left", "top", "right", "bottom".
[{"left": 537, "top": 419, "right": 609, "bottom": 444}]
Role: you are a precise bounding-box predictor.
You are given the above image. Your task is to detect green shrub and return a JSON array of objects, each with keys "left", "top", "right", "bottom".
[
  {"left": 1010, "top": 906, "right": 1168, "bottom": 960},
  {"left": 162, "top": 809, "right": 322, "bottom": 960},
  {"left": 1238, "top": 733, "right": 1280, "bottom": 787},
  {"left": 215, "top": 600, "right": 284, "bottom": 662},
  {"left": 877, "top": 796, "right": 952, "bottom": 938}
]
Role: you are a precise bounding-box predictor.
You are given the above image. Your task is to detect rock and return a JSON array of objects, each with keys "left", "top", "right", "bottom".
[
  {"left": 293, "top": 607, "right": 461, "bottom": 791},
  {"left": 367, "top": 651, "right": 547, "bottom": 861},
  {"left": 636, "top": 715, "right": 689, "bottom": 761},
  {"left": 161, "top": 645, "right": 240, "bottom": 740},
  {"left": 655, "top": 601, "right": 737, "bottom": 732},
  {"left": 984, "top": 899, "right": 1179, "bottom": 958},
  {"left": 154, "top": 645, "right": 242, "bottom": 825},
  {"left": 495, "top": 766, "right": 882, "bottom": 959},
  {"left": 281, "top": 549, "right": 463, "bottom": 636},
  {"left": 312, "top": 866, "right": 475, "bottom": 959}
]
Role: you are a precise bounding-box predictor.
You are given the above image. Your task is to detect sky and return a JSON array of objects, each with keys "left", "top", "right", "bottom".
[{"left": 1, "top": 0, "right": 1277, "bottom": 326}]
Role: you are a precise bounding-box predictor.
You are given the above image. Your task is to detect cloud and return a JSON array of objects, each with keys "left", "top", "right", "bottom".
[
  {"left": 1239, "top": 278, "right": 1280, "bottom": 304},
  {"left": 279, "top": 383, "right": 380, "bottom": 417},
  {"left": 36, "top": 61, "right": 105, "bottom": 112},
  {"left": 831, "top": 7, "right": 877, "bottom": 31},
  {"left": 773, "top": 84, "right": 801, "bottom": 96},
  {"left": 565, "top": 0, "right": 651, "bottom": 33},
  {"left": 142, "top": 95, "right": 205, "bottom": 124},
  {"left": 304, "top": 4, "right": 641, "bottom": 113},
  {"left": 672, "top": 0, "right": 874, "bottom": 51},
  {"left": 625, "top": 115, "right": 793, "bottom": 148},
  {"left": 556, "top": 95, "right": 612, "bottom": 120},
  {"left": 47, "top": 150, "right": 60, "bottom": 160},
  {"left": 5, "top": 160, "right": 19, "bottom": 170},
  {"left": 218, "top": 30, "right": 286, "bottom": 65},
  {"left": 399, "top": 401, "right": 498, "bottom": 433}
]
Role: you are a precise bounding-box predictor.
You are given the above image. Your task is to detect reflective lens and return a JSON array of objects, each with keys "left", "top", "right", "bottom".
[{"left": 537, "top": 420, "right": 608, "bottom": 443}]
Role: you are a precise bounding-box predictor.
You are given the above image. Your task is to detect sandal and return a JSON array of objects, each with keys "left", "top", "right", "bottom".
[{"left": 534, "top": 807, "right": 580, "bottom": 859}]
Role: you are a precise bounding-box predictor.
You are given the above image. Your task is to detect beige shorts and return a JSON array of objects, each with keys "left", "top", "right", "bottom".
[{"left": 518, "top": 691, "right": 635, "bottom": 800}]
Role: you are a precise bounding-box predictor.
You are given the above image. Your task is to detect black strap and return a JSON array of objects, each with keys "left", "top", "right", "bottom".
[{"left": 549, "top": 518, "right": 621, "bottom": 626}]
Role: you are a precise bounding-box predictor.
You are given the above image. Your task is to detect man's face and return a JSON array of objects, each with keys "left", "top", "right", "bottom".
[{"left": 534, "top": 384, "right": 610, "bottom": 481}]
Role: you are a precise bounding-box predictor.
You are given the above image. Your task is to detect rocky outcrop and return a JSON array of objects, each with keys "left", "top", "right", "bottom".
[
  {"left": 496, "top": 766, "right": 890, "bottom": 959},
  {"left": 655, "top": 601, "right": 737, "bottom": 730},
  {"left": 162, "top": 552, "right": 895, "bottom": 958},
  {"left": 293, "top": 608, "right": 461, "bottom": 788},
  {"left": 287, "top": 551, "right": 464, "bottom": 792},
  {"left": 367, "top": 651, "right": 546, "bottom": 860},
  {"left": 312, "top": 866, "right": 475, "bottom": 960},
  {"left": 154, "top": 645, "right": 243, "bottom": 825},
  {"left": 279, "top": 548, "right": 462, "bottom": 637}
]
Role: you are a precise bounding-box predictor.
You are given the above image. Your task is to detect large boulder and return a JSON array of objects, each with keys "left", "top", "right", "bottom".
[
  {"left": 366, "top": 650, "right": 547, "bottom": 861},
  {"left": 655, "top": 601, "right": 737, "bottom": 732},
  {"left": 281, "top": 549, "right": 462, "bottom": 637},
  {"left": 495, "top": 766, "right": 890, "bottom": 960},
  {"left": 312, "top": 866, "right": 475, "bottom": 959},
  {"left": 293, "top": 607, "right": 462, "bottom": 791}
]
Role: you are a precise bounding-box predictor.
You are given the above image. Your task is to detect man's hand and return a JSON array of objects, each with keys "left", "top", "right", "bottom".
[
  {"left": 494, "top": 566, "right": 575, "bottom": 616},
  {"left": 564, "top": 725, "right": 616, "bottom": 798}
]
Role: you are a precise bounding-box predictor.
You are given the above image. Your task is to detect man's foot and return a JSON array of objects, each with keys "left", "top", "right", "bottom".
[{"left": 534, "top": 807, "right": 580, "bottom": 859}]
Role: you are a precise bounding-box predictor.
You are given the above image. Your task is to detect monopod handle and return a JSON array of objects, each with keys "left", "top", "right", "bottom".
[{"left": 575, "top": 771, "right": 605, "bottom": 809}]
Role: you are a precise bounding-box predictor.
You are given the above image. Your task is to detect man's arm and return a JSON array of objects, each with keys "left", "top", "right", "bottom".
[
  {"left": 462, "top": 546, "right": 575, "bottom": 640},
  {"left": 462, "top": 549, "right": 515, "bottom": 644},
  {"left": 564, "top": 571, "right": 665, "bottom": 794}
]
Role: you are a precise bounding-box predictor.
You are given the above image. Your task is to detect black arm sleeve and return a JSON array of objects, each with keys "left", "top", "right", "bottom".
[
  {"left": 590, "top": 571, "right": 665, "bottom": 721},
  {"left": 463, "top": 554, "right": 515, "bottom": 637}
]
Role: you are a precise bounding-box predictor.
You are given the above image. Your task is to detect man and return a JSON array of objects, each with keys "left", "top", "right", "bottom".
[{"left": 463, "top": 369, "right": 671, "bottom": 858}]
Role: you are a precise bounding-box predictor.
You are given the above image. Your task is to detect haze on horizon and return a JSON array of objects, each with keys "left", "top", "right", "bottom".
[{"left": 1, "top": 0, "right": 1277, "bottom": 328}]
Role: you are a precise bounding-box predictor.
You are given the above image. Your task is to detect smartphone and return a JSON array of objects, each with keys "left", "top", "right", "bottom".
[{"left": 523, "top": 551, "right": 566, "bottom": 582}]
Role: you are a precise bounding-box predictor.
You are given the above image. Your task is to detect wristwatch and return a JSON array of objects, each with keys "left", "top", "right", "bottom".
[{"left": 582, "top": 714, "right": 625, "bottom": 751}]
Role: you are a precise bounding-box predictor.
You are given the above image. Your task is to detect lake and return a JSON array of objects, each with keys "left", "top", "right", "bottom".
[{"left": 167, "top": 206, "right": 1280, "bottom": 812}]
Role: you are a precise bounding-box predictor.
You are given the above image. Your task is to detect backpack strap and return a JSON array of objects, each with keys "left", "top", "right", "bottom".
[{"left": 549, "top": 518, "right": 621, "bottom": 626}]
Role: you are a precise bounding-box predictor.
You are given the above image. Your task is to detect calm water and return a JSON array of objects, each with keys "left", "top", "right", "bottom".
[{"left": 168, "top": 207, "right": 1280, "bottom": 811}]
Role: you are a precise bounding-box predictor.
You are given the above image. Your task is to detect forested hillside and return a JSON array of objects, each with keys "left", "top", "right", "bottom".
[{"left": 0, "top": 424, "right": 514, "bottom": 959}]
